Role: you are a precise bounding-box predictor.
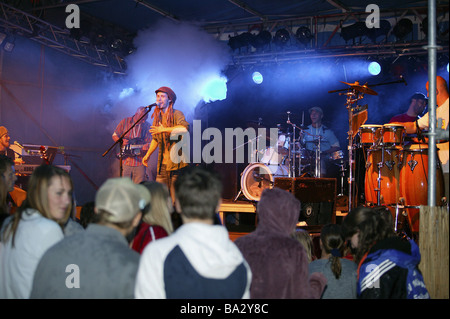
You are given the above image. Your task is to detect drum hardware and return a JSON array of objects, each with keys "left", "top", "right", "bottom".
[
  {"left": 233, "top": 133, "right": 266, "bottom": 163},
  {"left": 407, "top": 159, "right": 418, "bottom": 172},
  {"left": 329, "top": 76, "right": 407, "bottom": 211},
  {"left": 234, "top": 163, "right": 275, "bottom": 202},
  {"left": 337, "top": 159, "right": 347, "bottom": 197}
]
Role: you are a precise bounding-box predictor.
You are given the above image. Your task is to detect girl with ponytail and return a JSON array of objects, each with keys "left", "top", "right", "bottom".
[{"left": 309, "top": 223, "right": 358, "bottom": 299}]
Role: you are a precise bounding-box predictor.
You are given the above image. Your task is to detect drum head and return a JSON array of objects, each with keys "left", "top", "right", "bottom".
[{"left": 241, "top": 163, "right": 274, "bottom": 201}]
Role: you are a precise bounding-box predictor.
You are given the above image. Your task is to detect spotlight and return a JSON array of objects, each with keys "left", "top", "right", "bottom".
[
  {"left": 367, "top": 20, "right": 391, "bottom": 43},
  {"left": 228, "top": 32, "right": 253, "bottom": 51},
  {"left": 252, "top": 71, "right": 263, "bottom": 84},
  {"left": 368, "top": 62, "right": 381, "bottom": 76},
  {"left": 296, "top": 26, "right": 312, "bottom": 45},
  {"left": 393, "top": 19, "right": 413, "bottom": 39},
  {"left": 250, "top": 30, "right": 272, "bottom": 50},
  {"left": 273, "top": 29, "right": 290, "bottom": 47},
  {"left": 341, "top": 22, "right": 367, "bottom": 42}
]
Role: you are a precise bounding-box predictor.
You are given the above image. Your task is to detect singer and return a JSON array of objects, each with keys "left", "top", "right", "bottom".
[
  {"left": 142, "top": 86, "right": 190, "bottom": 203},
  {"left": 112, "top": 106, "right": 152, "bottom": 184}
]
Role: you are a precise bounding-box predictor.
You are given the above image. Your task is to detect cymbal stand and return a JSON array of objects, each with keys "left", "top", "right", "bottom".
[
  {"left": 337, "top": 159, "right": 346, "bottom": 196},
  {"left": 341, "top": 90, "right": 365, "bottom": 212},
  {"left": 375, "top": 144, "right": 384, "bottom": 206},
  {"left": 286, "top": 111, "right": 296, "bottom": 178},
  {"left": 315, "top": 137, "right": 321, "bottom": 178}
]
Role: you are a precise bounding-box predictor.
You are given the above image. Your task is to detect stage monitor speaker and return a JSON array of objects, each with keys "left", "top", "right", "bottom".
[
  {"left": 274, "top": 177, "right": 337, "bottom": 225},
  {"left": 213, "top": 163, "right": 238, "bottom": 200}
]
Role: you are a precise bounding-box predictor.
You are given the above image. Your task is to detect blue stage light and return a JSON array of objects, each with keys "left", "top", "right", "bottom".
[
  {"left": 368, "top": 62, "right": 381, "bottom": 76},
  {"left": 252, "top": 71, "right": 263, "bottom": 84},
  {"left": 201, "top": 76, "right": 227, "bottom": 103}
]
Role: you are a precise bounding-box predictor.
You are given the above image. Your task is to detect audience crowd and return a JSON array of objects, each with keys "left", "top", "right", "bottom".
[{"left": 0, "top": 163, "right": 431, "bottom": 299}]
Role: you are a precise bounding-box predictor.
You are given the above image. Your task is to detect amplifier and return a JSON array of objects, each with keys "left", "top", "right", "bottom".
[{"left": 274, "top": 177, "right": 337, "bottom": 225}]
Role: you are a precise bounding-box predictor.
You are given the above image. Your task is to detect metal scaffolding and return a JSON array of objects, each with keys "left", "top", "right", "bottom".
[{"left": 0, "top": 2, "right": 126, "bottom": 74}]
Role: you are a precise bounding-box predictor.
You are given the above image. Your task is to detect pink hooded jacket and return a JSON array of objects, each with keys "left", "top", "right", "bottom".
[{"left": 235, "top": 187, "right": 327, "bottom": 298}]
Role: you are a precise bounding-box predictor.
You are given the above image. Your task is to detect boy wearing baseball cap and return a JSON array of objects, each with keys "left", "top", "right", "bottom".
[{"left": 30, "top": 177, "right": 150, "bottom": 298}]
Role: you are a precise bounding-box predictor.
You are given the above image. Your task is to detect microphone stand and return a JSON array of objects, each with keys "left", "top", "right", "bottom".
[{"left": 102, "top": 104, "right": 156, "bottom": 177}]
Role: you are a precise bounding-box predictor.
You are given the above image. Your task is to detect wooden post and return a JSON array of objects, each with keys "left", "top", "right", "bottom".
[{"left": 419, "top": 206, "right": 449, "bottom": 299}]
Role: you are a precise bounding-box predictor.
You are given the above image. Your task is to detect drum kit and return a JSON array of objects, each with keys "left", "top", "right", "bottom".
[{"left": 236, "top": 112, "right": 345, "bottom": 202}]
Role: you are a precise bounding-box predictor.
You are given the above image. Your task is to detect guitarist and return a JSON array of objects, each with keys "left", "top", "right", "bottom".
[{"left": 112, "top": 107, "right": 152, "bottom": 184}]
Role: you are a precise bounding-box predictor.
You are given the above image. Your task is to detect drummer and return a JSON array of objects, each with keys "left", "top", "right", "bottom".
[
  {"left": 301, "top": 106, "right": 340, "bottom": 177},
  {"left": 390, "top": 76, "right": 449, "bottom": 201}
]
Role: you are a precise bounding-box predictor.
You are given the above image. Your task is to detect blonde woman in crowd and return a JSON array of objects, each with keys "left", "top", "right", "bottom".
[{"left": 0, "top": 165, "right": 73, "bottom": 298}]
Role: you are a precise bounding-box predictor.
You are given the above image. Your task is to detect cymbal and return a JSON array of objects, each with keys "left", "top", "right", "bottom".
[{"left": 340, "top": 81, "right": 378, "bottom": 95}]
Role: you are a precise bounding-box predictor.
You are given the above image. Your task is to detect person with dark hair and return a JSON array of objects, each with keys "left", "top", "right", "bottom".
[
  {"left": 79, "top": 201, "right": 95, "bottom": 229},
  {"left": 341, "top": 206, "right": 429, "bottom": 299},
  {"left": 30, "top": 177, "right": 150, "bottom": 298},
  {"left": 0, "top": 165, "right": 72, "bottom": 298},
  {"left": 135, "top": 166, "right": 251, "bottom": 299},
  {"left": 390, "top": 76, "right": 449, "bottom": 200},
  {"left": 235, "top": 187, "right": 327, "bottom": 299},
  {"left": 142, "top": 86, "right": 190, "bottom": 203},
  {"left": 0, "top": 155, "right": 19, "bottom": 211},
  {"left": 113, "top": 106, "right": 152, "bottom": 184},
  {"left": 388, "top": 92, "right": 428, "bottom": 123},
  {"left": 309, "top": 223, "right": 357, "bottom": 299}
]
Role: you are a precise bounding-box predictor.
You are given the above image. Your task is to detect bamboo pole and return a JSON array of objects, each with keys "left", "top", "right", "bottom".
[{"left": 419, "top": 206, "right": 449, "bottom": 299}]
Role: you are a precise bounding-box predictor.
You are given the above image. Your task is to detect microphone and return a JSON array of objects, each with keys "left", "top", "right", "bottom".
[
  {"left": 147, "top": 103, "right": 157, "bottom": 109},
  {"left": 14, "top": 141, "right": 24, "bottom": 149}
]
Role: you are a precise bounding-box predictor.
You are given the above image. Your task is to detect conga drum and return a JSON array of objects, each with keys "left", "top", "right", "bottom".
[
  {"left": 364, "top": 148, "right": 401, "bottom": 205},
  {"left": 399, "top": 144, "right": 445, "bottom": 233},
  {"left": 382, "top": 124, "right": 405, "bottom": 147},
  {"left": 359, "top": 125, "right": 382, "bottom": 148}
]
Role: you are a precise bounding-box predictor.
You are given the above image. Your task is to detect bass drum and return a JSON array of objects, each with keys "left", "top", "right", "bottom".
[{"left": 241, "top": 163, "right": 274, "bottom": 201}]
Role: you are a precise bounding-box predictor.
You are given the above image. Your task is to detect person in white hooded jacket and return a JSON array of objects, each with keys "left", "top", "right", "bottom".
[{"left": 135, "top": 166, "right": 251, "bottom": 299}]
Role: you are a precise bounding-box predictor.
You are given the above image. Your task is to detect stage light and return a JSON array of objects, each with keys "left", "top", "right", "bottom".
[
  {"left": 201, "top": 76, "right": 228, "bottom": 102},
  {"left": 296, "top": 26, "right": 312, "bottom": 45},
  {"left": 250, "top": 30, "right": 271, "bottom": 50},
  {"left": 228, "top": 32, "right": 253, "bottom": 51},
  {"left": 252, "top": 72, "right": 263, "bottom": 84},
  {"left": 368, "top": 62, "right": 381, "bottom": 76},
  {"left": 341, "top": 22, "right": 367, "bottom": 42},
  {"left": 273, "top": 29, "right": 290, "bottom": 47},
  {"left": 393, "top": 18, "right": 413, "bottom": 39}
]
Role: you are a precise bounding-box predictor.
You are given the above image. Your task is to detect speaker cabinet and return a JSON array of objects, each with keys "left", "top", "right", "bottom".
[{"left": 274, "top": 177, "right": 337, "bottom": 225}]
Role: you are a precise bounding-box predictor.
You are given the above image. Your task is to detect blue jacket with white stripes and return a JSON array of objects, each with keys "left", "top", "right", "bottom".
[{"left": 357, "top": 236, "right": 430, "bottom": 299}]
